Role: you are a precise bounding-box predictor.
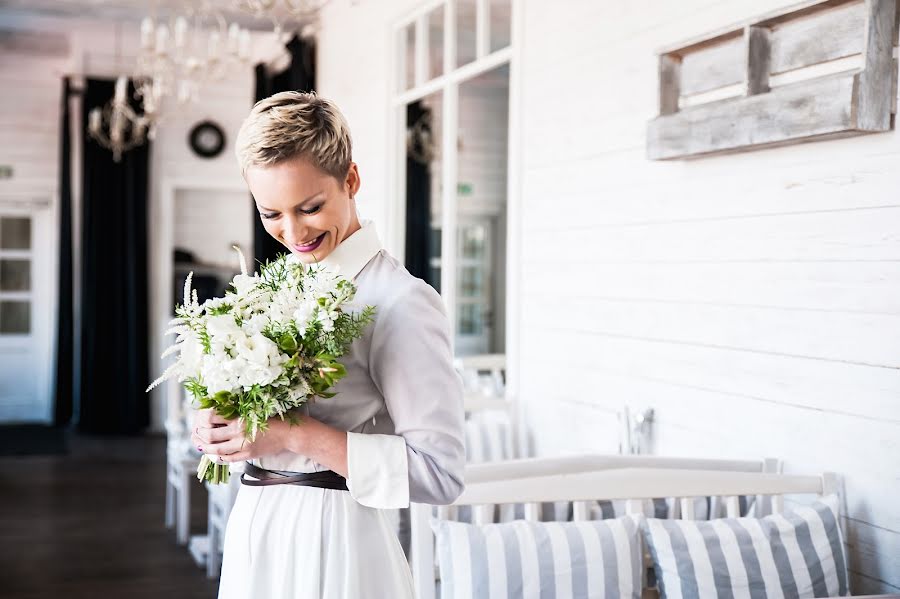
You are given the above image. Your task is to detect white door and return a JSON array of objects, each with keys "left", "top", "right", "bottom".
[{"left": 0, "top": 201, "right": 55, "bottom": 423}]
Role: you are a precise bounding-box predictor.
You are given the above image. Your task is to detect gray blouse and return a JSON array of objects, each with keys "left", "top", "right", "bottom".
[{"left": 256, "top": 219, "right": 467, "bottom": 509}]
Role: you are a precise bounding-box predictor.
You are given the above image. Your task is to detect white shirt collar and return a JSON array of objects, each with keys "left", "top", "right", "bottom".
[{"left": 318, "top": 219, "right": 383, "bottom": 280}]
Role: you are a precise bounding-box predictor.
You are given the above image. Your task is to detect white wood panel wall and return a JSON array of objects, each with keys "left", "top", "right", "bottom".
[
  {"left": 514, "top": 0, "right": 900, "bottom": 593},
  {"left": 317, "top": 0, "right": 900, "bottom": 592},
  {"left": 0, "top": 14, "right": 273, "bottom": 431}
]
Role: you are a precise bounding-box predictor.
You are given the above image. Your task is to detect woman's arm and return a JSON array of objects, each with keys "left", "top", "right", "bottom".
[
  {"left": 343, "top": 277, "right": 467, "bottom": 509},
  {"left": 192, "top": 409, "right": 349, "bottom": 477}
]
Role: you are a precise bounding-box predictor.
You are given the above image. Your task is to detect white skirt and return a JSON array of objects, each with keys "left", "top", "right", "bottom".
[{"left": 217, "top": 473, "right": 415, "bottom": 599}]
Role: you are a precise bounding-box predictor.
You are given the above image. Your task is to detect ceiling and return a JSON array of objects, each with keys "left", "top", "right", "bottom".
[{"left": 0, "top": 0, "right": 324, "bottom": 30}]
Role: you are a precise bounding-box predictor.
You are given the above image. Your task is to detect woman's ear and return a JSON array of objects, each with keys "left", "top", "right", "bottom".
[{"left": 345, "top": 162, "right": 361, "bottom": 198}]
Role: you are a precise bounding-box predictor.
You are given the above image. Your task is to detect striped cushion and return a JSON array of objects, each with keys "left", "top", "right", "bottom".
[
  {"left": 641, "top": 494, "right": 849, "bottom": 598},
  {"left": 431, "top": 516, "right": 643, "bottom": 599},
  {"left": 595, "top": 496, "right": 757, "bottom": 520}
]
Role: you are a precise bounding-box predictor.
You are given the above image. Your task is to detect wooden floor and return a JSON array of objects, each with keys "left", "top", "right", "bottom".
[{"left": 0, "top": 433, "right": 219, "bottom": 599}]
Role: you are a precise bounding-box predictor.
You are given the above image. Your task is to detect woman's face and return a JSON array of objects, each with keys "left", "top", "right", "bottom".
[{"left": 246, "top": 155, "right": 361, "bottom": 264}]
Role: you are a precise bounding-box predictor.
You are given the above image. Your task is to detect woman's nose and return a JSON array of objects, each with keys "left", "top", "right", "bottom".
[{"left": 280, "top": 216, "right": 309, "bottom": 246}]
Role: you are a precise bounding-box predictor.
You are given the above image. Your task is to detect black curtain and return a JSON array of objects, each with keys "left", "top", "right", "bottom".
[
  {"left": 404, "top": 100, "right": 433, "bottom": 287},
  {"left": 77, "top": 78, "right": 151, "bottom": 434},
  {"left": 252, "top": 34, "right": 316, "bottom": 268},
  {"left": 54, "top": 77, "right": 75, "bottom": 427}
]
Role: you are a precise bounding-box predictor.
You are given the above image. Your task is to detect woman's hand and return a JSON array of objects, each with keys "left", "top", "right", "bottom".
[{"left": 190, "top": 407, "right": 293, "bottom": 464}]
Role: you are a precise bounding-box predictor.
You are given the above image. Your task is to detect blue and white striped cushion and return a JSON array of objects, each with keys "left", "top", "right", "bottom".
[
  {"left": 431, "top": 516, "right": 643, "bottom": 599},
  {"left": 595, "top": 496, "right": 757, "bottom": 520},
  {"left": 641, "top": 494, "right": 849, "bottom": 598}
]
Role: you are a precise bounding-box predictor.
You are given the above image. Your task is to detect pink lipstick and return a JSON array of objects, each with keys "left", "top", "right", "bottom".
[{"left": 294, "top": 233, "right": 326, "bottom": 253}]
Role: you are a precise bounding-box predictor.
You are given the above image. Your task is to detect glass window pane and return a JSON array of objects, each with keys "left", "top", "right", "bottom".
[
  {"left": 490, "top": 0, "right": 512, "bottom": 52},
  {"left": 460, "top": 225, "right": 486, "bottom": 260},
  {"left": 1, "top": 217, "right": 31, "bottom": 250},
  {"left": 456, "top": 0, "right": 477, "bottom": 67},
  {"left": 0, "top": 300, "right": 30, "bottom": 334},
  {"left": 429, "top": 266, "right": 441, "bottom": 294},
  {"left": 404, "top": 92, "right": 443, "bottom": 294},
  {"left": 428, "top": 5, "right": 444, "bottom": 79},
  {"left": 0, "top": 259, "right": 30, "bottom": 291},
  {"left": 429, "top": 227, "right": 442, "bottom": 259},
  {"left": 457, "top": 303, "right": 483, "bottom": 335},
  {"left": 455, "top": 63, "right": 509, "bottom": 354},
  {"left": 459, "top": 265, "right": 483, "bottom": 297}
]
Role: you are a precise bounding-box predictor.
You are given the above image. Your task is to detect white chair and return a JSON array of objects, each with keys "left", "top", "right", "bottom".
[
  {"left": 454, "top": 353, "right": 506, "bottom": 399},
  {"left": 165, "top": 379, "right": 202, "bottom": 546},
  {"left": 186, "top": 471, "right": 241, "bottom": 577},
  {"left": 410, "top": 453, "right": 782, "bottom": 599},
  {"left": 204, "top": 470, "right": 241, "bottom": 577},
  {"left": 454, "top": 353, "right": 522, "bottom": 460}
]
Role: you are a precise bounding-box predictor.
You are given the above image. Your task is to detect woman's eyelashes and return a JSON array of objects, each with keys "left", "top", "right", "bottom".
[
  {"left": 260, "top": 204, "right": 322, "bottom": 220},
  {"left": 300, "top": 204, "right": 322, "bottom": 215}
]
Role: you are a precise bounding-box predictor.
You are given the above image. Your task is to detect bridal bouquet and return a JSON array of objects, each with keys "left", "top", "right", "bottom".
[{"left": 146, "top": 247, "right": 375, "bottom": 484}]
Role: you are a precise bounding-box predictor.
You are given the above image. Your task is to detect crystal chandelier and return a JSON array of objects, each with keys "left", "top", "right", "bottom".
[
  {"left": 136, "top": 3, "right": 253, "bottom": 113},
  {"left": 232, "top": 0, "right": 332, "bottom": 42},
  {"left": 87, "top": 76, "right": 152, "bottom": 162}
]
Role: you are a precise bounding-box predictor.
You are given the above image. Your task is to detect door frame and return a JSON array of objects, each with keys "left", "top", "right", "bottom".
[
  {"left": 150, "top": 176, "right": 249, "bottom": 432},
  {"left": 386, "top": 0, "right": 524, "bottom": 404},
  {"left": 0, "top": 192, "right": 58, "bottom": 423}
]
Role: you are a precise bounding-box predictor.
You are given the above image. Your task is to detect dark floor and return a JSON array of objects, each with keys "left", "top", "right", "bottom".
[{"left": 0, "top": 432, "right": 219, "bottom": 599}]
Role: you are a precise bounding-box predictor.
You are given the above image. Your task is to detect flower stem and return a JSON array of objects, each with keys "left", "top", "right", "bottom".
[{"left": 197, "top": 455, "right": 230, "bottom": 484}]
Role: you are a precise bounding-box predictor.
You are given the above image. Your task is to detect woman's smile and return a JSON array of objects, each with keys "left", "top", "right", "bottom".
[{"left": 294, "top": 232, "right": 326, "bottom": 253}]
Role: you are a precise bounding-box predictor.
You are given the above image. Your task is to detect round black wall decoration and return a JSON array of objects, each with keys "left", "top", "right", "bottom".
[{"left": 188, "top": 120, "right": 226, "bottom": 158}]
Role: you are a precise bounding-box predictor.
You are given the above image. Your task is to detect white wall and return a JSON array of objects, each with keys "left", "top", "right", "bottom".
[
  {"left": 316, "top": 0, "right": 426, "bottom": 246},
  {"left": 0, "top": 23, "right": 69, "bottom": 423},
  {"left": 0, "top": 12, "right": 280, "bottom": 430},
  {"left": 173, "top": 188, "right": 254, "bottom": 268},
  {"left": 317, "top": 0, "right": 900, "bottom": 592}
]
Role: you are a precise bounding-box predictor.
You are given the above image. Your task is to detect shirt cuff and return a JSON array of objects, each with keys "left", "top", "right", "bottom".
[{"left": 345, "top": 431, "right": 410, "bottom": 509}]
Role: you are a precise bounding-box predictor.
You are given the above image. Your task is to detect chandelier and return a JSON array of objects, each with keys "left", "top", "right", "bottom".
[
  {"left": 136, "top": 3, "right": 253, "bottom": 112},
  {"left": 87, "top": 76, "right": 152, "bottom": 162},
  {"left": 232, "top": 0, "right": 333, "bottom": 42},
  {"left": 85, "top": 1, "right": 332, "bottom": 161}
]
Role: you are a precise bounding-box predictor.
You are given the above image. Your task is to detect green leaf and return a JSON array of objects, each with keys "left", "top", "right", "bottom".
[{"left": 279, "top": 332, "right": 298, "bottom": 352}]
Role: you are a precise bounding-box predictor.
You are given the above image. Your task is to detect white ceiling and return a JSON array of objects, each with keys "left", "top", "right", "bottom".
[{"left": 0, "top": 0, "right": 320, "bottom": 30}]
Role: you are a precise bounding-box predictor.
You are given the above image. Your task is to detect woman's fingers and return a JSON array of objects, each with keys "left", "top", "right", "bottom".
[
  {"left": 194, "top": 421, "right": 239, "bottom": 444},
  {"left": 220, "top": 450, "right": 251, "bottom": 463},
  {"left": 209, "top": 412, "right": 232, "bottom": 426},
  {"left": 195, "top": 407, "right": 232, "bottom": 427},
  {"left": 202, "top": 436, "right": 245, "bottom": 456}
]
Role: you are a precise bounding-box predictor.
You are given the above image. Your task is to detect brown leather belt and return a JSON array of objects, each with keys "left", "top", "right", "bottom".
[{"left": 240, "top": 462, "right": 349, "bottom": 490}]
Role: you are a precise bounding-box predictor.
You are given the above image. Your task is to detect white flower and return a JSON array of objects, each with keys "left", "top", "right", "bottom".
[
  {"left": 207, "top": 314, "right": 242, "bottom": 338},
  {"left": 179, "top": 332, "right": 204, "bottom": 374},
  {"left": 292, "top": 301, "right": 317, "bottom": 333},
  {"left": 235, "top": 333, "right": 277, "bottom": 367},
  {"left": 242, "top": 313, "right": 270, "bottom": 336},
  {"left": 231, "top": 273, "right": 258, "bottom": 295},
  {"left": 318, "top": 308, "right": 335, "bottom": 333}
]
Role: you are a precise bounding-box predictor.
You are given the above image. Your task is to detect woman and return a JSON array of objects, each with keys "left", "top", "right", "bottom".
[{"left": 191, "top": 91, "right": 466, "bottom": 598}]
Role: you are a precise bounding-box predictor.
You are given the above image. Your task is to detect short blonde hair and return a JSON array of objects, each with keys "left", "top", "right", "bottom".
[{"left": 235, "top": 91, "right": 353, "bottom": 180}]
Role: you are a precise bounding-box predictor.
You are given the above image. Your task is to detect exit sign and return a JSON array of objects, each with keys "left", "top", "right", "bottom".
[{"left": 0, "top": 165, "right": 12, "bottom": 179}]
